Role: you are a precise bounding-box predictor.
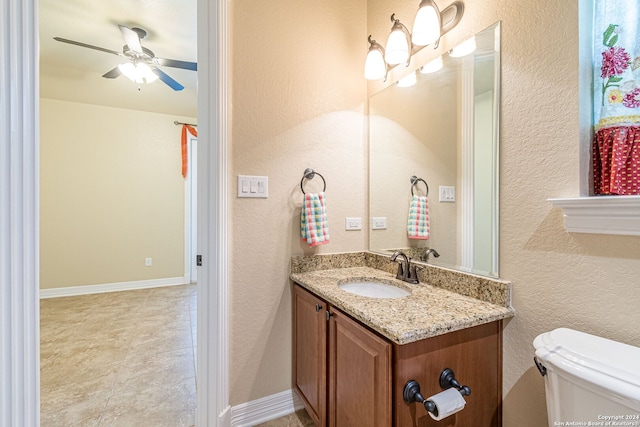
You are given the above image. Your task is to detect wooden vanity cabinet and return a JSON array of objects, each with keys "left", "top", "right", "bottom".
[
  {"left": 293, "top": 283, "right": 502, "bottom": 427},
  {"left": 293, "top": 283, "right": 327, "bottom": 425},
  {"left": 294, "top": 284, "right": 392, "bottom": 427},
  {"left": 328, "top": 306, "right": 392, "bottom": 427},
  {"left": 393, "top": 320, "right": 502, "bottom": 426}
]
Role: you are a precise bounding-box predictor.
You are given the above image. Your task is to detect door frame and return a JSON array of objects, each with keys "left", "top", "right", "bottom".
[
  {"left": 184, "top": 131, "right": 198, "bottom": 284},
  {"left": 0, "top": 0, "right": 230, "bottom": 425}
]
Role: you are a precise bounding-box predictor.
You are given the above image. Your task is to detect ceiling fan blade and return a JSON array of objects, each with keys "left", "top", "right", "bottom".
[
  {"left": 119, "top": 25, "right": 143, "bottom": 54},
  {"left": 152, "top": 68, "right": 184, "bottom": 91},
  {"left": 102, "top": 67, "right": 121, "bottom": 79},
  {"left": 155, "top": 57, "right": 198, "bottom": 71},
  {"left": 53, "top": 37, "right": 124, "bottom": 57}
]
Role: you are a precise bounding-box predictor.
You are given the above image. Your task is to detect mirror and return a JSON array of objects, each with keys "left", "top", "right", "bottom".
[{"left": 369, "top": 22, "right": 500, "bottom": 277}]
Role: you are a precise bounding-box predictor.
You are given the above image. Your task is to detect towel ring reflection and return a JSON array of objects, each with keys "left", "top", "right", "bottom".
[
  {"left": 410, "top": 176, "right": 429, "bottom": 197},
  {"left": 301, "top": 168, "right": 326, "bottom": 194}
]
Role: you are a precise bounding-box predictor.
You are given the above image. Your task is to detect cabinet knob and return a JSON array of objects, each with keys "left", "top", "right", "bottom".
[
  {"left": 326, "top": 311, "right": 333, "bottom": 320},
  {"left": 315, "top": 304, "right": 322, "bottom": 312}
]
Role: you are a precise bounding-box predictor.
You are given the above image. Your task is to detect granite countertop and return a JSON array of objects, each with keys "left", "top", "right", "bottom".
[{"left": 290, "top": 266, "right": 514, "bottom": 345}]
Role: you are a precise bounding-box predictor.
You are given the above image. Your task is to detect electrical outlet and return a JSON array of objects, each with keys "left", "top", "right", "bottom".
[
  {"left": 145, "top": 258, "right": 152, "bottom": 267},
  {"left": 345, "top": 217, "right": 362, "bottom": 231},
  {"left": 371, "top": 217, "right": 387, "bottom": 230}
]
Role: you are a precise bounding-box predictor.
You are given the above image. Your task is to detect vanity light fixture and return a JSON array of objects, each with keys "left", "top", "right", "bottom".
[
  {"left": 420, "top": 56, "right": 443, "bottom": 73},
  {"left": 449, "top": 36, "right": 476, "bottom": 57},
  {"left": 385, "top": 14, "right": 412, "bottom": 65},
  {"left": 365, "top": 36, "right": 388, "bottom": 80},
  {"left": 365, "top": 1, "right": 464, "bottom": 81},
  {"left": 118, "top": 62, "right": 159, "bottom": 84},
  {"left": 397, "top": 71, "right": 417, "bottom": 87},
  {"left": 411, "top": 0, "right": 442, "bottom": 47}
]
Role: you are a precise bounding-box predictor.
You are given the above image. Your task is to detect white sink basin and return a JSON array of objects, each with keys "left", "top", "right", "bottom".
[{"left": 339, "top": 281, "right": 410, "bottom": 299}]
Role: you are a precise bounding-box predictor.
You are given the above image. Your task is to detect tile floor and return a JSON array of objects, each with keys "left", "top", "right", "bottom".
[
  {"left": 255, "top": 410, "right": 315, "bottom": 427},
  {"left": 40, "top": 283, "right": 314, "bottom": 427},
  {"left": 40, "top": 284, "right": 197, "bottom": 426}
]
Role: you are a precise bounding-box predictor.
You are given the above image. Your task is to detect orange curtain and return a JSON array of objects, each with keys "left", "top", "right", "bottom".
[{"left": 181, "top": 124, "right": 197, "bottom": 178}]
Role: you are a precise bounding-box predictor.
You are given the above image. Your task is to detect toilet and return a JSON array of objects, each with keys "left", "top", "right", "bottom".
[{"left": 533, "top": 328, "right": 640, "bottom": 426}]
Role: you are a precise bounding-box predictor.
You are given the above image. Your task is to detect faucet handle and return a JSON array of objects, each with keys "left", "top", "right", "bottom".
[
  {"left": 394, "top": 261, "right": 404, "bottom": 280},
  {"left": 408, "top": 264, "right": 423, "bottom": 284}
]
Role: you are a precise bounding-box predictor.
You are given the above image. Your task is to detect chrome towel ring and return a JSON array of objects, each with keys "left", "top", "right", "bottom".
[
  {"left": 301, "top": 168, "right": 326, "bottom": 194},
  {"left": 411, "top": 176, "right": 429, "bottom": 197}
]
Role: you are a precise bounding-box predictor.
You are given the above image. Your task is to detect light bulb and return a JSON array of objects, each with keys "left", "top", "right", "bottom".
[
  {"left": 450, "top": 37, "right": 476, "bottom": 57},
  {"left": 411, "top": 1, "right": 441, "bottom": 46},
  {"left": 385, "top": 19, "right": 410, "bottom": 65},
  {"left": 118, "top": 62, "right": 137, "bottom": 81},
  {"left": 420, "top": 56, "right": 443, "bottom": 74},
  {"left": 365, "top": 48, "right": 387, "bottom": 80},
  {"left": 397, "top": 72, "right": 417, "bottom": 87},
  {"left": 137, "top": 63, "right": 159, "bottom": 83}
]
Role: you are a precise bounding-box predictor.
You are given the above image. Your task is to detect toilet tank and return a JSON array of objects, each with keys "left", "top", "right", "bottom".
[{"left": 534, "top": 328, "right": 640, "bottom": 426}]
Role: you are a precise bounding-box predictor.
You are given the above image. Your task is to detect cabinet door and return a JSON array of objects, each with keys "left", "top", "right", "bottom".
[
  {"left": 328, "top": 307, "right": 392, "bottom": 427},
  {"left": 293, "top": 285, "right": 327, "bottom": 426}
]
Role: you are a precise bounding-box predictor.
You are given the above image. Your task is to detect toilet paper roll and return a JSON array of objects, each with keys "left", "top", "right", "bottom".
[{"left": 427, "top": 388, "right": 466, "bottom": 421}]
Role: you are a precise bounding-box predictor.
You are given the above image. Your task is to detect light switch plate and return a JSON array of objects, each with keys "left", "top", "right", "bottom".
[
  {"left": 439, "top": 186, "right": 455, "bottom": 202},
  {"left": 238, "top": 175, "right": 268, "bottom": 198}
]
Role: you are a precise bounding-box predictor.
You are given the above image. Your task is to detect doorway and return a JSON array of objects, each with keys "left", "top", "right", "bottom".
[{"left": 1, "top": 0, "right": 229, "bottom": 424}]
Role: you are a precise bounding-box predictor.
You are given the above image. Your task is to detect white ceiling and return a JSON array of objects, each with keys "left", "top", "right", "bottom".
[{"left": 39, "top": 0, "right": 197, "bottom": 118}]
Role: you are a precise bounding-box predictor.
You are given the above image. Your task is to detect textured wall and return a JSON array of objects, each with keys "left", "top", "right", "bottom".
[
  {"left": 40, "top": 98, "right": 194, "bottom": 289},
  {"left": 365, "top": 0, "right": 640, "bottom": 425},
  {"left": 228, "top": 0, "right": 640, "bottom": 422},
  {"left": 229, "top": 0, "right": 367, "bottom": 405}
]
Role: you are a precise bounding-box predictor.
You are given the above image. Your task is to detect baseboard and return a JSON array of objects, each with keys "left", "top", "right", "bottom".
[
  {"left": 39, "top": 277, "right": 186, "bottom": 299},
  {"left": 230, "top": 389, "right": 305, "bottom": 427}
]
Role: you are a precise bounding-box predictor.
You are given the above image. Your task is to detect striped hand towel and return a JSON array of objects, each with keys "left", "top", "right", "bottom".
[
  {"left": 301, "top": 192, "right": 330, "bottom": 247},
  {"left": 407, "top": 195, "right": 430, "bottom": 239}
]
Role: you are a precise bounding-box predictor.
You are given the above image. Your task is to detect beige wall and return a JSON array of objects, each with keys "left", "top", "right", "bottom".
[
  {"left": 364, "top": 0, "right": 640, "bottom": 425},
  {"left": 369, "top": 73, "right": 458, "bottom": 263},
  {"left": 40, "top": 98, "right": 194, "bottom": 289},
  {"left": 229, "top": 0, "right": 367, "bottom": 405},
  {"left": 228, "top": 0, "right": 640, "bottom": 424}
]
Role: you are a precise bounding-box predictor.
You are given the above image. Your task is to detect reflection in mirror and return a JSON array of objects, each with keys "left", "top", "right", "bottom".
[{"left": 369, "top": 22, "right": 500, "bottom": 278}]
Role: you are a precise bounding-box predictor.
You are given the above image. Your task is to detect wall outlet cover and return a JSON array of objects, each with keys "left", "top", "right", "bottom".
[
  {"left": 371, "top": 217, "right": 387, "bottom": 230},
  {"left": 345, "top": 217, "right": 362, "bottom": 231}
]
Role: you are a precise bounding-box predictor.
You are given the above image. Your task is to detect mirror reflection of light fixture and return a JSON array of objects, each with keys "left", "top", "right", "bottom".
[
  {"left": 365, "top": 1, "right": 464, "bottom": 81},
  {"left": 411, "top": 0, "right": 441, "bottom": 47},
  {"left": 385, "top": 14, "right": 411, "bottom": 65},
  {"left": 364, "top": 36, "right": 387, "bottom": 80},
  {"left": 420, "top": 56, "right": 443, "bottom": 73},
  {"left": 118, "top": 62, "right": 159, "bottom": 84},
  {"left": 449, "top": 36, "right": 476, "bottom": 57},
  {"left": 397, "top": 71, "right": 417, "bottom": 87}
]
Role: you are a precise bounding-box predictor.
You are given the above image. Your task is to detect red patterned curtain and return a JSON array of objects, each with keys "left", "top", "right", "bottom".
[{"left": 592, "top": 2, "right": 640, "bottom": 195}]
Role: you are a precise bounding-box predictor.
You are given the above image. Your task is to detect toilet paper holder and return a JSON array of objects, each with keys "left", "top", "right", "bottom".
[{"left": 403, "top": 368, "right": 471, "bottom": 415}]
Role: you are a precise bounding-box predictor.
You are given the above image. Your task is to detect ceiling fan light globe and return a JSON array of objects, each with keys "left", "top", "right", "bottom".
[
  {"left": 118, "top": 62, "right": 137, "bottom": 81},
  {"left": 137, "top": 63, "right": 159, "bottom": 83}
]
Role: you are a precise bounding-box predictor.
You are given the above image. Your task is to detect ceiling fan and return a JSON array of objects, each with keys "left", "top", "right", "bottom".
[{"left": 53, "top": 25, "right": 197, "bottom": 91}]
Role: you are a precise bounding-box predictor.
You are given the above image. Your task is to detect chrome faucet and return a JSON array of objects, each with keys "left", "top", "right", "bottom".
[
  {"left": 390, "top": 251, "right": 420, "bottom": 284},
  {"left": 422, "top": 248, "right": 440, "bottom": 263}
]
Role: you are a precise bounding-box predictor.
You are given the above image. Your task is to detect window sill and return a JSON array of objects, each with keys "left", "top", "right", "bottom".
[{"left": 548, "top": 196, "right": 640, "bottom": 236}]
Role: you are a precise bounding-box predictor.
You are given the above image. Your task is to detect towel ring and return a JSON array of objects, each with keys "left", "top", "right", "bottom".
[
  {"left": 410, "top": 176, "right": 429, "bottom": 197},
  {"left": 301, "top": 168, "right": 326, "bottom": 194}
]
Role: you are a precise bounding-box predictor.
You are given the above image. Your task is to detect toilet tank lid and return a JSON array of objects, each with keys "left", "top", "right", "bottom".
[{"left": 534, "top": 328, "right": 640, "bottom": 398}]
